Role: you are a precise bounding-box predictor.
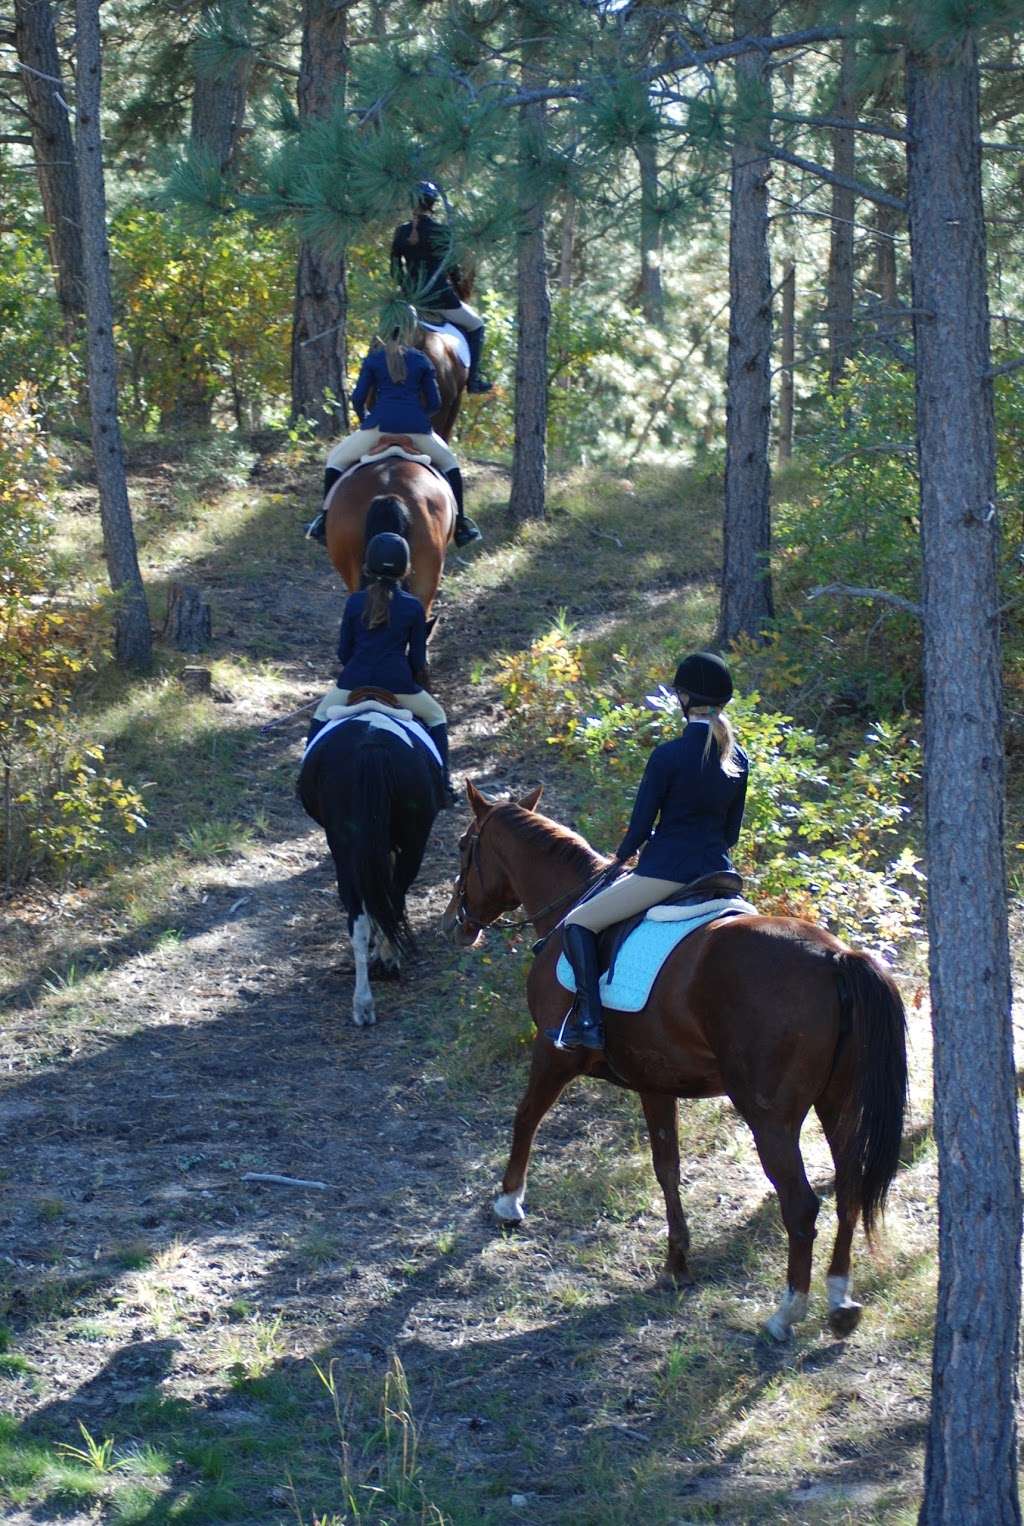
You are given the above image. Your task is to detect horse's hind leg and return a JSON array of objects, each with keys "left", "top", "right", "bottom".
[
  {"left": 640, "top": 1092, "right": 693, "bottom": 1287},
  {"left": 814, "top": 1087, "right": 864, "bottom": 1337},
  {"left": 350, "top": 912, "right": 376, "bottom": 1026},
  {"left": 495, "top": 1035, "right": 583, "bottom": 1224},
  {"left": 748, "top": 1120, "right": 820, "bottom": 1341}
]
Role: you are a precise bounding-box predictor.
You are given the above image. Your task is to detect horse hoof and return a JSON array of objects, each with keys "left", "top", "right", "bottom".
[
  {"left": 352, "top": 1001, "right": 377, "bottom": 1027},
  {"left": 827, "top": 1300, "right": 864, "bottom": 1338},
  {"left": 493, "top": 1193, "right": 525, "bottom": 1224},
  {"left": 762, "top": 1314, "right": 794, "bottom": 1343}
]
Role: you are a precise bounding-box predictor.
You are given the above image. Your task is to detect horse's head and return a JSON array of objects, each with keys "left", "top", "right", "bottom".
[{"left": 441, "top": 781, "right": 543, "bottom": 946}]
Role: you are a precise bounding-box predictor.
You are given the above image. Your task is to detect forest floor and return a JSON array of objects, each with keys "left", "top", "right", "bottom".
[{"left": 0, "top": 439, "right": 977, "bottom": 1525}]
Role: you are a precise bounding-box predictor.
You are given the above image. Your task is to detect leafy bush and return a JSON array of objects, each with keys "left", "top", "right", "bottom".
[
  {"left": 111, "top": 209, "right": 292, "bottom": 430},
  {"left": 0, "top": 386, "right": 144, "bottom": 890},
  {"left": 767, "top": 354, "right": 1024, "bottom": 717},
  {"left": 495, "top": 617, "right": 922, "bottom": 953}
]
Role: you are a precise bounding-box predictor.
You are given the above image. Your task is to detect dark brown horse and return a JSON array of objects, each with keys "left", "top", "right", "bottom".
[
  {"left": 441, "top": 784, "right": 908, "bottom": 1342},
  {"left": 324, "top": 328, "right": 466, "bottom": 614}
]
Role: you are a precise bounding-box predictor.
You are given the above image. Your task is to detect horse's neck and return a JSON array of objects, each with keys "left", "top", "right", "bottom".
[{"left": 497, "top": 824, "right": 595, "bottom": 934}]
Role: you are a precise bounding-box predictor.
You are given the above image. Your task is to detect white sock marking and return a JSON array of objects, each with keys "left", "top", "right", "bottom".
[
  {"left": 494, "top": 1191, "right": 526, "bottom": 1223},
  {"left": 827, "top": 1274, "right": 853, "bottom": 1311},
  {"left": 351, "top": 913, "right": 376, "bottom": 1026},
  {"left": 764, "top": 1286, "right": 809, "bottom": 1342}
]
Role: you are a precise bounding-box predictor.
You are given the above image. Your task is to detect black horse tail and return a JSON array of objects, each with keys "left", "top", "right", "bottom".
[
  {"left": 365, "top": 494, "right": 412, "bottom": 549},
  {"left": 353, "top": 734, "right": 416, "bottom": 958},
  {"left": 834, "top": 949, "right": 908, "bottom": 1238}
]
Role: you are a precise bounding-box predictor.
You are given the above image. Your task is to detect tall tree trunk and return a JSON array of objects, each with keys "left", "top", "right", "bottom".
[
  {"left": 719, "top": 0, "right": 774, "bottom": 646},
  {"left": 290, "top": 0, "right": 349, "bottom": 438},
  {"left": 777, "top": 260, "right": 795, "bottom": 463},
  {"left": 14, "top": 0, "right": 85, "bottom": 334},
  {"left": 871, "top": 187, "right": 901, "bottom": 352},
  {"left": 636, "top": 136, "right": 664, "bottom": 327},
  {"left": 827, "top": 31, "right": 857, "bottom": 390},
  {"left": 559, "top": 190, "right": 575, "bottom": 295},
  {"left": 908, "top": 31, "right": 1021, "bottom": 1526},
  {"left": 507, "top": 23, "right": 549, "bottom": 525},
  {"left": 75, "top": 0, "right": 151, "bottom": 669},
  {"left": 190, "top": 0, "right": 252, "bottom": 176}
]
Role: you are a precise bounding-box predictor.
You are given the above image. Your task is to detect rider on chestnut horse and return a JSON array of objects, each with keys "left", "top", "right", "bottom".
[
  {"left": 309, "top": 532, "right": 457, "bottom": 806},
  {"left": 554, "top": 652, "right": 748, "bottom": 1051},
  {"left": 391, "top": 180, "right": 494, "bottom": 396},
  {"left": 306, "top": 304, "right": 482, "bottom": 550}
]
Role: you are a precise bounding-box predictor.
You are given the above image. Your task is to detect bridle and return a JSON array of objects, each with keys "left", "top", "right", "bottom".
[{"left": 450, "top": 814, "right": 617, "bottom": 936}]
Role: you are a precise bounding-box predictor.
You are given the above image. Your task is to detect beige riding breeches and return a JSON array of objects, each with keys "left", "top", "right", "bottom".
[
  {"left": 439, "top": 300, "right": 484, "bottom": 333},
  {"left": 325, "top": 427, "right": 458, "bottom": 476},
  {"left": 314, "top": 685, "right": 446, "bottom": 729},
  {"left": 563, "top": 872, "right": 685, "bottom": 932}
]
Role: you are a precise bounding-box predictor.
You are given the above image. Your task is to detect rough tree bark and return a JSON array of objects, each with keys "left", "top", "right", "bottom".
[
  {"left": 507, "top": 19, "right": 549, "bottom": 525},
  {"left": 75, "top": 0, "right": 152, "bottom": 669},
  {"left": 719, "top": 0, "right": 774, "bottom": 645},
  {"left": 826, "top": 31, "right": 857, "bottom": 390},
  {"left": 190, "top": 0, "right": 253, "bottom": 175},
  {"left": 636, "top": 136, "right": 665, "bottom": 327},
  {"left": 907, "top": 29, "right": 1021, "bottom": 1526},
  {"left": 14, "top": 0, "right": 85, "bottom": 333},
  {"left": 777, "top": 260, "right": 795, "bottom": 462},
  {"left": 290, "top": 0, "right": 349, "bottom": 438}
]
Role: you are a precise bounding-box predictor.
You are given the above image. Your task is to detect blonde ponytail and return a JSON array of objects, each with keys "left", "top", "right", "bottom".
[
  {"left": 384, "top": 329, "right": 408, "bottom": 384},
  {"left": 692, "top": 706, "right": 742, "bottom": 778}
]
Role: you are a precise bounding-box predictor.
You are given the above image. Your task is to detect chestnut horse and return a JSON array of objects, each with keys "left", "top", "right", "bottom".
[
  {"left": 442, "top": 784, "right": 908, "bottom": 1342},
  {"left": 325, "top": 329, "right": 466, "bottom": 614}
]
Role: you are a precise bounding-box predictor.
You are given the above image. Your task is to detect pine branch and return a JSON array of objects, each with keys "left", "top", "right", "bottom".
[
  {"left": 807, "top": 583, "right": 921, "bottom": 618},
  {"left": 764, "top": 144, "right": 907, "bottom": 211},
  {"left": 772, "top": 110, "right": 908, "bottom": 142},
  {"left": 988, "top": 355, "right": 1024, "bottom": 379}
]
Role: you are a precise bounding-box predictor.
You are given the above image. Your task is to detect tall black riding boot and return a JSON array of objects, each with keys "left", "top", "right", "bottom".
[
  {"left": 464, "top": 326, "right": 494, "bottom": 395},
  {"left": 428, "top": 723, "right": 458, "bottom": 808},
  {"left": 445, "top": 467, "right": 483, "bottom": 547},
  {"left": 304, "top": 468, "right": 341, "bottom": 543},
  {"left": 547, "top": 923, "right": 605, "bottom": 1051}
]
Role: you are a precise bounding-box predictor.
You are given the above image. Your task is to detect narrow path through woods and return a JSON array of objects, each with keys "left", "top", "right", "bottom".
[{"left": 0, "top": 464, "right": 937, "bottom": 1525}]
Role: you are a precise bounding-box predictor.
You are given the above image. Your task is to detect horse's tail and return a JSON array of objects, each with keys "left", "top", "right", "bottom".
[
  {"left": 353, "top": 735, "right": 416, "bottom": 958},
  {"left": 365, "top": 493, "right": 412, "bottom": 549},
  {"left": 833, "top": 949, "right": 908, "bottom": 1237}
]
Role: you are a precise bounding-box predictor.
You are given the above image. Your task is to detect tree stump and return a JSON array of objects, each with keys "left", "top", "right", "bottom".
[
  {"left": 163, "top": 583, "right": 212, "bottom": 652},
  {"left": 179, "top": 666, "right": 213, "bottom": 697}
]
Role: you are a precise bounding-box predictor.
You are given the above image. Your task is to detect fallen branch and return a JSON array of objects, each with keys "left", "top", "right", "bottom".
[
  {"left": 258, "top": 697, "right": 319, "bottom": 734},
  {"left": 241, "top": 1171, "right": 337, "bottom": 1191},
  {"left": 807, "top": 582, "right": 922, "bottom": 618}
]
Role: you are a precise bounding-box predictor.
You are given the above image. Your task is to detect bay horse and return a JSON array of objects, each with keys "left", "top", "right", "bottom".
[
  {"left": 442, "top": 783, "right": 908, "bottom": 1341},
  {"left": 298, "top": 707, "right": 444, "bottom": 1025},
  {"left": 325, "top": 328, "right": 467, "bottom": 615}
]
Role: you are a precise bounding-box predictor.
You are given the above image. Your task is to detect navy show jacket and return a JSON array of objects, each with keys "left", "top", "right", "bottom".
[
  {"left": 350, "top": 347, "right": 442, "bottom": 436},
  {"left": 616, "top": 720, "right": 749, "bottom": 882},
  {"left": 336, "top": 588, "right": 428, "bottom": 696}
]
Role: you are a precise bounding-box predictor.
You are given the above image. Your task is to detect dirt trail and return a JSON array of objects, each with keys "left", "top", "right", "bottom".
[{"left": 0, "top": 474, "right": 931, "bottom": 1525}]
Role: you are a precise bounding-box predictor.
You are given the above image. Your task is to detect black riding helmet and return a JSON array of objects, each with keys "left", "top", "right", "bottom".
[
  {"left": 365, "top": 532, "right": 410, "bottom": 579},
  {"left": 673, "top": 651, "right": 733, "bottom": 707},
  {"left": 414, "top": 179, "right": 440, "bottom": 208}
]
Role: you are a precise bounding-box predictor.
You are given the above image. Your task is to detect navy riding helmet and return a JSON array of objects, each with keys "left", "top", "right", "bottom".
[
  {"left": 365, "top": 532, "right": 410, "bottom": 579},
  {"left": 415, "top": 179, "right": 441, "bottom": 207},
  {"left": 674, "top": 651, "right": 733, "bottom": 707}
]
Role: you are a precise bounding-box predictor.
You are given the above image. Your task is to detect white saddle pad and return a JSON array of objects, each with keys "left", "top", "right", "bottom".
[
  {"left": 419, "top": 320, "right": 471, "bottom": 370},
  {"left": 303, "top": 701, "right": 442, "bottom": 768}
]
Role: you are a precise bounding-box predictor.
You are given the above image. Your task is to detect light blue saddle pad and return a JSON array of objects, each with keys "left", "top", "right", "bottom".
[{"left": 556, "top": 905, "right": 749, "bottom": 1013}]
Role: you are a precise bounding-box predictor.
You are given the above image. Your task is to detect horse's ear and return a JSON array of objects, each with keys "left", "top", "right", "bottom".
[
  {"left": 466, "top": 780, "right": 492, "bottom": 818},
  {"left": 518, "top": 785, "right": 543, "bottom": 812}
]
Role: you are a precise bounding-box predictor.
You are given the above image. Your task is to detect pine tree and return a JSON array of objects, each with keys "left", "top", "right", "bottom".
[{"left": 75, "top": 0, "right": 152, "bottom": 668}]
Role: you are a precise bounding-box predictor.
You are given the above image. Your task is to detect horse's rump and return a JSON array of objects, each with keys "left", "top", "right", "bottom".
[{"left": 325, "top": 458, "right": 455, "bottom": 613}]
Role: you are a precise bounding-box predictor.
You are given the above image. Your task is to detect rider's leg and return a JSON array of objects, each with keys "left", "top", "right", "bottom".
[
  {"left": 306, "top": 431, "right": 381, "bottom": 542},
  {"left": 405, "top": 432, "right": 483, "bottom": 548},
  {"left": 396, "top": 691, "right": 457, "bottom": 807},
  {"left": 547, "top": 873, "right": 685, "bottom": 1051},
  {"left": 441, "top": 301, "right": 493, "bottom": 394}
]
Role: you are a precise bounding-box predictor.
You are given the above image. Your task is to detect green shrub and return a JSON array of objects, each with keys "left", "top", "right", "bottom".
[{"left": 0, "top": 386, "right": 145, "bottom": 890}]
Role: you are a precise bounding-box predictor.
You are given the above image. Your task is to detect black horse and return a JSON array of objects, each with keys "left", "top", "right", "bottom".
[{"left": 298, "top": 710, "right": 444, "bottom": 1025}]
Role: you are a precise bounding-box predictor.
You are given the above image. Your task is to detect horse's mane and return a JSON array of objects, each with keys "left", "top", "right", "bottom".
[{"left": 492, "top": 804, "right": 608, "bottom": 876}]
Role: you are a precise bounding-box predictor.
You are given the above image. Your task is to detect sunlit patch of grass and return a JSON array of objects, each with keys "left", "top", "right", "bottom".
[
  {"left": 223, "top": 1314, "right": 286, "bottom": 1387},
  {"left": 117, "top": 1239, "right": 200, "bottom": 1335}
]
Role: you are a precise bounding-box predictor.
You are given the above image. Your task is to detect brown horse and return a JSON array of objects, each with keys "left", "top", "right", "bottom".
[
  {"left": 441, "top": 784, "right": 908, "bottom": 1342},
  {"left": 324, "top": 329, "right": 466, "bottom": 614}
]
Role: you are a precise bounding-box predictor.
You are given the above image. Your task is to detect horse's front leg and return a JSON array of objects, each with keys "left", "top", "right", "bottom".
[
  {"left": 495, "top": 1034, "right": 583, "bottom": 1223},
  {"left": 748, "top": 1119, "right": 820, "bottom": 1341},
  {"left": 350, "top": 912, "right": 376, "bottom": 1026},
  {"left": 639, "top": 1092, "right": 693, "bottom": 1287}
]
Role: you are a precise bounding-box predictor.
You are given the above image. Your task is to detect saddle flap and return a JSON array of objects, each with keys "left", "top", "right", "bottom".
[{"left": 347, "top": 685, "right": 401, "bottom": 708}]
